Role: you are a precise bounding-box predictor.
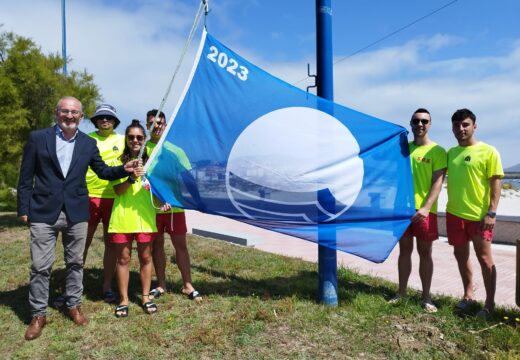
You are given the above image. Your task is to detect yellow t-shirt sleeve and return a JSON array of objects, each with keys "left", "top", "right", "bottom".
[
  {"left": 486, "top": 146, "right": 504, "bottom": 179},
  {"left": 432, "top": 146, "right": 447, "bottom": 172}
]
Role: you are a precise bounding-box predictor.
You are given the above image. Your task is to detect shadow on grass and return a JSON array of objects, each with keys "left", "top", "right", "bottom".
[
  {"left": 0, "top": 213, "right": 24, "bottom": 231},
  {"left": 186, "top": 262, "right": 403, "bottom": 306},
  {"left": 0, "top": 268, "right": 147, "bottom": 323},
  {"left": 82, "top": 268, "right": 143, "bottom": 304},
  {"left": 0, "top": 284, "right": 30, "bottom": 322},
  {"left": 450, "top": 301, "right": 520, "bottom": 324},
  {"left": 188, "top": 264, "right": 318, "bottom": 300}
]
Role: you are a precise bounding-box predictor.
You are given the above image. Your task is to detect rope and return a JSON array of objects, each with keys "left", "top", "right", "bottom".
[
  {"left": 138, "top": 0, "right": 207, "bottom": 160},
  {"left": 203, "top": 0, "right": 210, "bottom": 28}
]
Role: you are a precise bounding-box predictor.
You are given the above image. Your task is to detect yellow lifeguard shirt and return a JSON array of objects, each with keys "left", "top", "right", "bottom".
[
  {"left": 86, "top": 132, "right": 125, "bottom": 198},
  {"left": 446, "top": 142, "right": 504, "bottom": 221}
]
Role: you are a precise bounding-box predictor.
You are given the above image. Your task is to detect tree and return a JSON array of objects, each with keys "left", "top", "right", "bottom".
[{"left": 0, "top": 30, "right": 101, "bottom": 208}]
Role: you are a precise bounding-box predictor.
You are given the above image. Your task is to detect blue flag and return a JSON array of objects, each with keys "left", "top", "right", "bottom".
[{"left": 146, "top": 30, "right": 414, "bottom": 263}]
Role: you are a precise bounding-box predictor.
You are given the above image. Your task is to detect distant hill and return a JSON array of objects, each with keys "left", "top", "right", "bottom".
[{"left": 505, "top": 163, "right": 520, "bottom": 172}]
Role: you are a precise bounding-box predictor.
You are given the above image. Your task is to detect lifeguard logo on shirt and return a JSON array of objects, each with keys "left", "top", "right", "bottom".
[
  {"left": 416, "top": 156, "right": 431, "bottom": 164},
  {"left": 464, "top": 156, "right": 471, "bottom": 162}
]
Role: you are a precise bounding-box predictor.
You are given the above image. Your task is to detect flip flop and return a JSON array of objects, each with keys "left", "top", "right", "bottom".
[
  {"left": 476, "top": 308, "right": 491, "bottom": 320},
  {"left": 455, "top": 298, "right": 476, "bottom": 311},
  {"left": 142, "top": 301, "right": 158, "bottom": 314},
  {"left": 149, "top": 287, "right": 165, "bottom": 300},
  {"left": 115, "top": 305, "right": 129, "bottom": 318},
  {"left": 103, "top": 290, "right": 117, "bottom": 304},
  {"left": 388, "top": 295, "right": 404, "bottom": 304},
  {"left": 186, "top": 290, "right": 202, "bottom": 302},
  {"left": 421, "top": 300, "right": 438, "bottom": 313}
]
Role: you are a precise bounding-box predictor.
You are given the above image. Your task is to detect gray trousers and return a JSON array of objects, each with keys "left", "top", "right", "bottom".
[{"left": 29, "top": 211, "right": 87, "bottom": 316}]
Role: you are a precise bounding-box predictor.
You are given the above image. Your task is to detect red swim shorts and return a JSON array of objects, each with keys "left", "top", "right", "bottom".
[
  {"left": 402, "top": 213, "right": 438, "bottom": 241},
  {"left": 111, "top": 233, "right": 156, "bottom": 244},
  {"left": 446, "top": 212, "right": 493, "bottom": 246},
  {"left": 88, "top": 197, "right": 114, "bottom": 226},
  {"left": 155, "top": 212, "right": 187, "bottom": 236}
]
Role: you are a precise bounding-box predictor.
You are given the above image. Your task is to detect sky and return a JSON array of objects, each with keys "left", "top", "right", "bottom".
[{"left": 1, "top": 0, "right": 519, "bottom": 167}]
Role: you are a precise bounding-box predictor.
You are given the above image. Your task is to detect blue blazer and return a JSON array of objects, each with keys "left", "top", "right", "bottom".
[{"left": 17, "top": 127, "right": 128, "bottom": 223}]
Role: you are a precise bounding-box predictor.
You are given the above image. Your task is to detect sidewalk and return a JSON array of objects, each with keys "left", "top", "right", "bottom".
[{"left": 186, "top": 210, "right": 518, "bottom": 308}]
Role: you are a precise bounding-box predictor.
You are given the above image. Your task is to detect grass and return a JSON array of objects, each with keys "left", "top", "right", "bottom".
[{"left": 0, "top": 212, "right": 519, "bottom": 359}]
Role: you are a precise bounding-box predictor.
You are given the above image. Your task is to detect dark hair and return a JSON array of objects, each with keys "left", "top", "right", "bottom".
[
  {"left": 120, "top": 119, "right": 148, "bottom": 164},
  {"left": 146, "top": 109, "right": 166, "bottom": 120},
  {"left": 451, "top": 108, "right": 476, "bottom": 124},
  {"left": 412, "top": 108, "right": 431, "bottom": 120}
]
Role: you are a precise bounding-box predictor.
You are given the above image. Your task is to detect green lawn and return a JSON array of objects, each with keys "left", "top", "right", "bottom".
[{"left": 0, "top": 213, "right": 519, "bottom": 359}]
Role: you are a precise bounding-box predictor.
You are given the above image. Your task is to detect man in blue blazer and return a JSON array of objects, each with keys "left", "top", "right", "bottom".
[{"left": 17, "top": 96, "right": 139, "bottom": 340}]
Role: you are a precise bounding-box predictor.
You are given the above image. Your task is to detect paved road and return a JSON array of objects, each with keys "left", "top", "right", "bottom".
[{"left": 186, "top": 210, "right": 518, "bottom": 308}]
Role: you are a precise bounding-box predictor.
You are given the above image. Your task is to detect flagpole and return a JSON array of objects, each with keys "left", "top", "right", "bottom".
[
  {"left": 316, "top": 0, "right": 338, "bottom": 306},
  {"left": 61, "top": 0, "right": 68, "bottom": 75}
]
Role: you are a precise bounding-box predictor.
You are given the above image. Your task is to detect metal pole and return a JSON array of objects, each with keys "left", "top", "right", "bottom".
[
  {"left": 61, "top": 0, "right": 68, "bottom": 75},
  {"left": 316, "top": 0, "right": 338, "bottom": 306},
  {"left": 516, "top": 239, "right": 520, "bottom": 306}
]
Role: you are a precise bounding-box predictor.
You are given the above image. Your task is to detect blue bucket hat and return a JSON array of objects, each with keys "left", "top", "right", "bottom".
[{"left": 90, "top": 104, "right": 121, "bottom": 129}]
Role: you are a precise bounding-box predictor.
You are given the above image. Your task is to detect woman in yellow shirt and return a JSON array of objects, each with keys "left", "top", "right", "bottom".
[{"left": 108, "top": 120, "right": 163, "bottom": 317}]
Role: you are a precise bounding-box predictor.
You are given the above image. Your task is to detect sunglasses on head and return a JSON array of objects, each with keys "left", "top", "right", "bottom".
[
  {"left": 411, "top": 118, "right": 429, "bottom": 125},
  {"left": 127, "top": 135, "right": 144, "bottom": 141}
]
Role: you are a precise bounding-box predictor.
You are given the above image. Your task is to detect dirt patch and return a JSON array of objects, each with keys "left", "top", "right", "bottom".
[{"left": 388, "top": 315, "right": 459, "bottom": 356}]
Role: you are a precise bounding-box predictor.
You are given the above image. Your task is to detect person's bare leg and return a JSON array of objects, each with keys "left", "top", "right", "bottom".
[
  {"left": 138, "top": 242, "right": 154, "bottom": 310},
  {"left": 472, "top": 235, "right": 496, "bottom": 312},
  {"left": 115, "top": 242, "right": 131, "bottom": 307},
  {"left": 453, "top": 242, "right": 475, "bottom": 301},
  {"left": 152, "top": 233, "right": 167, "bottom": 291},
  {"left": 417, "top": 239, "right": 433, "bottom": 302},
  {"left": 171, "top": 234, "right": 195, "bottom": 294},
  {"left": 395, "top": 234, "right": 414, "bottom": 298},
  {"left": 102, "top": 225, "right": 117, "bottom": 293},
  {"left": 83, "top": 223, "right": 98, "bottom": 264}
]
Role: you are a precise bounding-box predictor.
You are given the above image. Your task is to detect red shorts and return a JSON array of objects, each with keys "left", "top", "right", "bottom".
[
  {"left": 155, "top": 212, "right": 187, "bottom": 236},
  {"left": 88, "top": 197, "right": 114, "bottom": 226},
  {"left": 402, "top": 213, "right": 438, "bottom": 241},
  {"left": 111, "top": 233, "right": 155, "bottom": 244},
  {"left": 446, "top": 212, "right": 494, "bottom": 246}
]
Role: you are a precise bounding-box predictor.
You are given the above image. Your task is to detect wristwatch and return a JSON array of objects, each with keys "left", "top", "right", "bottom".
[
  {"left": 127, "top": 176, "right": 136, "bottom": 184},
  {"left": 486, "top": 211, "right": 496, "bottom": 218}
]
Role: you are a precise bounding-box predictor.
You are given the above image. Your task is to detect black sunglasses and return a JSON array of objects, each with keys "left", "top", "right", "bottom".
[
  {"left": 411, "top": 118, "right": 430, "bottom": 125},
  {"left": 127, "top": 135, "right": 144, "bottom": 141},
  {"left": 97, "top": 116, "right": 116, "bottom": 122}
]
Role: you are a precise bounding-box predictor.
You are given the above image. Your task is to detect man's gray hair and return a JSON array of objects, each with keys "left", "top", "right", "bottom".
[{"left": 56, "top": 96, "right": 83, "bottom": 112}]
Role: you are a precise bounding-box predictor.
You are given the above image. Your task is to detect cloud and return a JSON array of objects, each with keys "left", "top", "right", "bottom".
[
  {"left": 1, "top": 1, "right": 518, "bottom": 166},
  {"left": 261, "top": 34, "right": 520, "bottom": 166},
  {"left": 1, "top": 0, "right": 199, "bottom": 126}
]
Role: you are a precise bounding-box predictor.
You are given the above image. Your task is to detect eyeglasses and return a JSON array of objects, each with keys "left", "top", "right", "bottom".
[
  {"left": 411, "top": 118, "right": 430, "bottom": 125},
  {"left": 127, "top": 135, "right": 144, "bottom": 141},
  {"left": 59, "top": 109, "right": 82, "bottom": 116}
]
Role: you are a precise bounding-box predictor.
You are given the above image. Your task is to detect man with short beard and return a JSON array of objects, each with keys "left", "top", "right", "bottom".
[
  {"left": 447, "top": 108, "right": 503, "bottom": 319},
  {"left": 17, "top": 96, "right": 139, "bottom": 340}
]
